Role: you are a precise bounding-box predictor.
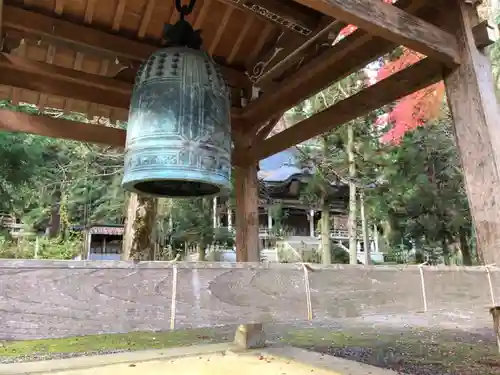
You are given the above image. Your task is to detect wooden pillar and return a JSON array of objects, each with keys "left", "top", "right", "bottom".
[
  {"left": 233, "top": 161, "right": 265, "bottom": 349},
  {"left": 444, "top": 0, "right": 500, "bottom": 265},
  {"left": 234, "top": 163, "right": 260, "bottom": 262}
]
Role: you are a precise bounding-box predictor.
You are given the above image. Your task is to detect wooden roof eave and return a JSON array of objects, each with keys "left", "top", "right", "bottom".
[{"left": 0, "top": 0, "right": 461, "bottom": 165}]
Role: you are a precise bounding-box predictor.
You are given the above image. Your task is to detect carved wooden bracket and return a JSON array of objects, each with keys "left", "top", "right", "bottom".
[{"left": 225, "top": 0, "right": 313, "bottom": 36}]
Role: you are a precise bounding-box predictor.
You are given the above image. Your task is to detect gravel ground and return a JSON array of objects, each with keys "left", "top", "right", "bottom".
[{"left": 1, "top": 313, "right": 499, "bottom": 374}]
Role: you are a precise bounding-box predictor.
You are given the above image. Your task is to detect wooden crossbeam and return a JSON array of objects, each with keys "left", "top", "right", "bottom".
[
  {"left": 2, "top": 5, "right": 248, "bottom": 89},
  {"left": 0, "top": 109, "right": 252, "bottom": 166},
  {"left": 293, "top": 0, "right": 460, "bottom": 65},
  {"left": 251, "top": 57, "right": 444, "bottom": 161},
  {"left": 0, "top": 109, "right": 252, "bottom": 163},
  {"left": 0, "top": 109, "right": 126, "bottom": 147},
  {"left": 240, "top": 0, "right": 434, "bottom": 128},
  {"left": 0, "top": 53, "right": 132, "bottom": 109},
  {"left": 0, "top": 53, "right": 244, "bottom": 121}
]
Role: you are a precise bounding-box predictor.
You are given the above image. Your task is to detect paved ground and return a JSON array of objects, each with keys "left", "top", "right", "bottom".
[
  {"left": 1, "top": 312, "right": 499, "bottom": 374},
  {"left": 2, "top": 344, "right": 401, "bottom": 375}
]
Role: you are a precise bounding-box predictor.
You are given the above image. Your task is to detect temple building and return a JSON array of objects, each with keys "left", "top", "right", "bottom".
[{"left": 211, "top": 149, "right": 385, "bottom": 263}]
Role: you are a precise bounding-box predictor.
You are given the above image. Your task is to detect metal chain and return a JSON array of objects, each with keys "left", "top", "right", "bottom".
[{"left": 175, "top": 0, "right": 197, "bottom": 19}]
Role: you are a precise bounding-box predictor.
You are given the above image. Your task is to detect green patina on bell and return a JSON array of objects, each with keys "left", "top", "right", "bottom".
[{"left": 122, "top": 0, "right": 231, "bottom": 197}]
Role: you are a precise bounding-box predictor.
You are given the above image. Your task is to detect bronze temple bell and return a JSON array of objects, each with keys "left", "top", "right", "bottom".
[{"left": 122, "top": 0, "right": 232, "bottom": 197}]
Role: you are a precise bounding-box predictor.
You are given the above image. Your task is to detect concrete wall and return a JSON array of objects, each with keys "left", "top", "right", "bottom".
[{"left": 0, "top": 260, "right": 498, "bottom": 340}]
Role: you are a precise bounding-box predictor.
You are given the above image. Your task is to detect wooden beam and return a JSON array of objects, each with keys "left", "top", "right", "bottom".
[
  {"left": 253, "top": 114, "right": 283, "bottom": 144},
  {"left": 0, "top": 53, "right": 244, "bottom": 122},
  {"left": 292, "top": 0, "right": 460, "bottom": 65},
  {"left": 443, "top": 1, "right": 500, "bottom": 265},
  {"left": 2, "top": 5, "right": 248, "bottom": 89},
  {"left": 0, "top": 109, "right": 126, "bottom": 147},
  {"left": 240, "top": 0, "right": 437, "bottom": 128},
  {"left": 0, "top": 109, "right": 251, "bottom": 165},
  {"left": 253, "top": 57, "right": 443, "bottom": 161},
  {"left": 0, "top": 53, "right": 132, "bottom": 109}
]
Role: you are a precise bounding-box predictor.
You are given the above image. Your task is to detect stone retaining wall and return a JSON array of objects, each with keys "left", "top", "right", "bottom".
[{"left": 0, "top": 260, "right": 497, "bottom": 340}]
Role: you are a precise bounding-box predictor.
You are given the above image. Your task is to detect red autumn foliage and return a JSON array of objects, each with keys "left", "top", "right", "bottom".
[
  {"left": 336, "top": 0, "right": 445, "bottom": 144},
  {"left": 376, "top": 48, "right": 445, "bottom": 144}
]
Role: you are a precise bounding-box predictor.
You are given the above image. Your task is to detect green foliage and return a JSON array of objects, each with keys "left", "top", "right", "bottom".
[
  {"left": 290, "top": 68, "right": 474, "bottom": 264},
  {"left": 365, "top": 108, "right": 473, "bottom": 264},
  {"left": 37, "top": 235, "right": 82, "bottom": 259},
  {"left": 268, "top": 203, "right": 290, "bottom": 237},
  {"left": 170, "top": 198, "right": 215, "bottom": 247},
  {"left": 0, "top": 101, "right": 125, "bottom": 231},
  {"left": 0, "top": 235, "right": 81, "bottom": 260},
  {"left": 213, "top": 227, "right": 235, "bottom": 247}
]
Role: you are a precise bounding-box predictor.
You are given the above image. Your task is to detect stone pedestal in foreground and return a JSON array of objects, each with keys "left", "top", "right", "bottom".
[{"left": 234, "top": 323, "right": 266, "bottom": 349}]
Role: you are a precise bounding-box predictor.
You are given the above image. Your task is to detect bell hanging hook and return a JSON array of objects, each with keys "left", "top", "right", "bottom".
[
  {"left": 175, "top": 0, "right": 197, "bottom": 20},
  {"left": 163, "top": 0, "right": 202, "bottom": 49}
]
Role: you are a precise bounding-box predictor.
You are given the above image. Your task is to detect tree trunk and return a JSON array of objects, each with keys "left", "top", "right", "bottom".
[
  {"left": 48, "top": 188, "right": 61, "bottom": 238},
  {"left": 320, "top": 196, "right": 331, "bottom": 264},
  {"left": 360, "top": 191, "right": 371, "bottom": 265},
  {"left": 442, "top": 238, "right": 450, "bottom": 265},
  {"left": 347, "top": 123, "right": 357, "bottom": 264},
  {"left": 459, "top": 231, "right": 473, "bottom": 266},
  {"left": 122, "top": 193, "right": 137, "bottom": 260},
  {"left": 198, "top": 242, "right": 206, "bottom": 261},
  {"left": 122, "top": 193, "right": 158, "bottom": 261}
]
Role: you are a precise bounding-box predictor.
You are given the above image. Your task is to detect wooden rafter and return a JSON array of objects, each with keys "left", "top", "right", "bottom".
[
  {"left": 0, "top": 109, "right": 126, "bottom": 148},
  {"left": 227, "top": 15, "right": 254, "bottom": 64},
  {"left": 293, "top": 0, "right": 460, "bottom": 65},
  {"left": 250, "top": 57, "right": 444, "bottom": 161},
  {"left": 112, "top": 0, "right": 128, "bottom": 31},
  {"left": 209, "top": 6, "right": 234, "bottom": 55},
  {"left": 1, "top": 5, "right": 249, "bottom": 89},
  {"left": 240, "top": 0, "right": 436, "bottom": 129}
]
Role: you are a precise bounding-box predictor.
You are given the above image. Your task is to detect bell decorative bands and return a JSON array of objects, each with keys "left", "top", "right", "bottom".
[{"left": 122, "top": 46, "right": 232, "bottom": 198}]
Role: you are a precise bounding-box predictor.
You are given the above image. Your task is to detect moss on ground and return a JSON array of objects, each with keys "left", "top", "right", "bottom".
[
  {"left": 0, "top": 328, "right": 227, "bottom": 357},
  {"left": 281, "top": 328, "right": 500, "bottom": 375},
  {"left": 2, "top": 327, "right": 500, "bottom": 374}
]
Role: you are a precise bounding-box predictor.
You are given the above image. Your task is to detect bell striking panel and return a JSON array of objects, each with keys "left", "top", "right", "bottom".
[{"left": 123, "top": 46, "right": 232, "bottom": 197}]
